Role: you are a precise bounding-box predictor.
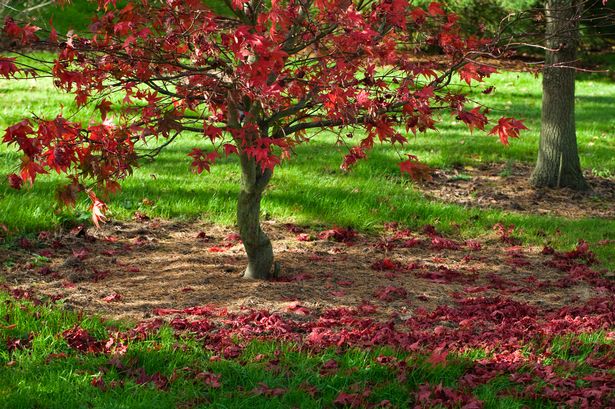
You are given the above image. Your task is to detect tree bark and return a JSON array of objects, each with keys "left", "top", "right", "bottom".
[
  {"left": 226, "top": 97, "right": 275, "bottom": 280},
  {"left": 530, "top": 0, "right": 589, "bottom": 190},
  {"left": 237, "top": 153, "right": 274, "bottom": 280}
]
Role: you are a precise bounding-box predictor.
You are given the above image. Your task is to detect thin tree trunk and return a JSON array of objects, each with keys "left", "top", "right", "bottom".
[
  {"left": 237, "top": 154, "right": 274, "bottom": 280},
  {"left": 226, "top": 97, "right": 276, "bottom": 280},
  {"left": 530, "top": 0, "right": 588, "bottom": 190}
]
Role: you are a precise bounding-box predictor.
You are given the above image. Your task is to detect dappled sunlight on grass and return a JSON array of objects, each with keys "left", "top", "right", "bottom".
[{"left": 1, "top": 68, "right": 615, "bottom": 264}]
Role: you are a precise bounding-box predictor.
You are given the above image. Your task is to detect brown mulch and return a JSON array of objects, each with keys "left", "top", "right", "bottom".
[
  {"left": 1, "top": 218, "right": 609, "bottom": 322},
  {"left": 421, "top": 163, "right": 615, "bottom": 219},
  {"left": 1, "top": 163, "right": 612, "bottom": 322}
]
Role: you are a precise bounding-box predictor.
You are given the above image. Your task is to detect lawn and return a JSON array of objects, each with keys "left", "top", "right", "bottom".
[
  {"left": 1, "top": 2, "right": 614, "bottom": 408},
  {"left": 1, "top": 67, "right": 614, "bottom": 264},
  {"left": 1, "top": 278, "right": 614, "bottom": 408}
]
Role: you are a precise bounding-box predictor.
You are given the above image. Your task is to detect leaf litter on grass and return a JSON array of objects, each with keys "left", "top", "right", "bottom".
[{"left": 1, "top": 218, "right": 614, "bottom": 407}]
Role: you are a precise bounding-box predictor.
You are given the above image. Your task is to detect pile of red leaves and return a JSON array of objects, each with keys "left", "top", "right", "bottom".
[{"left": 2, "top": 222, "right": 613, "bottom": 407}]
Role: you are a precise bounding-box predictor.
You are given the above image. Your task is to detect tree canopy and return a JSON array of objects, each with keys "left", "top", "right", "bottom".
[{"left": 1, "top": 0, "right": 527, "bottom": 278}]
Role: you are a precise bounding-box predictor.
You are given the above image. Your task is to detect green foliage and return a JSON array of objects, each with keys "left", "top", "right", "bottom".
[
  {"left": 0, "top": 1, "right": 97, "bottom": 36},
  {"left": 418, "top": 0, "right": 615, "bottom": 52},
  {"left": 416, "top": 0, "right": 539, "bottom": 35},
  {"left": 37, "top": 0, "right": 100, "bottom": 35}
]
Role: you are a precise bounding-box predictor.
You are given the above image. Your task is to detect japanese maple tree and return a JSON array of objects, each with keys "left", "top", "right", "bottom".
[{"left": 1, "top": 0, "right": 525, "bottom": 279}]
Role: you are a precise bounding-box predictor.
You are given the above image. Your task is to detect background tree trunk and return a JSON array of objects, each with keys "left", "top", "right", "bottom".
[
  {"left": 237, "top": 153, "right": 274, "bottom": 280},
  {"left": 530, "top": 0, "right": 589, "bottom": 190}
]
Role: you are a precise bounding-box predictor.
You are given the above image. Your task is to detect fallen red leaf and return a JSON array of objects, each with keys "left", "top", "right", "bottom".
[
  {"left": 318, "top": 227, "right": 357, "bottom": 243},
  {"left": 195, "top": 371, "right": 221, "bottom": 388},
  {"left": 427, "top": 347, "right": 449, "bottom": 366},
  {"left": 102, "top": 293, "right": 122, "bottom": 303},
  {"left": 371, "top": 258, "right": 399, "bottom": 271},
  {"left": 72, "top": 248, "right": 90, "bottom": 260},
  {"left": 286, "top": 302, "right": 310, "bottom": 315},
  {"left": 296, "top": 233, "right": 313, "bottom": 241},
  {"left": 251, "top": 382, "right": 286, "bottom": 397},
  {"left": 374, "top": 286, "right": 407, "bottom": 302}
]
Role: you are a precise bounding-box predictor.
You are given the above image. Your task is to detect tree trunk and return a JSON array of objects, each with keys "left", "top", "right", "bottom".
[
  {"left": 530, "top": 0, "right": 588, "bottom": 190},
  {"left": 237, "top": 153, "right": 274, "bottom": 280}
]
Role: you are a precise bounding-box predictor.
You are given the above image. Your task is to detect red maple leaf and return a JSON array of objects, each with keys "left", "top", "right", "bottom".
[
  {"left": 7, "top": 173, "right": 23, "bottom": 190},
  {"left": 399, "top": 155, "right": 432, "bottom": 182},
  {"left": 87, "top": 190, "right": 108, "bottom": 228},
  {"left": 195, "top": 371, "right": 221, "bottom": 388},
  {"left": 296, "top": 233, "right": 313, "bottom": 241},
  {"left": 223, "top": 143, "right": 238, "bottom": 156},
  {"left": 286, "top": 302, "right": 310, "bottom": 315},
  {"left": 427, "top": 2, "right": 446, "bottom": 16},
  {"left": 251, "top": 382, "right": 286, "bottom": 397},
  {"left": 72, "top": 247, "right": 90, "bottom": 260},
  {"left": 333, "top": 392, "right": 362, "bottom": 408},
  {"left": 0, "top": 57, "right": 19, "bottom": 78},
  {"left": 489, "top": 117, "right": 528, "bottom": 145},
  {"left": 188, "top": 149, "right": 220, "bottom": 174},
  {"left": 427, "top": 346, "right": 449, "bottom": 366},
  {"left": 96, "top": 99, "right": 113, "bottom": 121},
  {"left": 374, "top": 286, "right": 407, "bottom": 302},
  {"left": 102, "top": 293, "right": 122, "bottom": 303},
  {"left": 457, "top": 107, "right": 488, "bottom": 133},
  {"left": 371, "top": 258, "right": 398, "bottom": 271},
  {"left": 318, "top": 227, "right": 357, "bottom": 243}
]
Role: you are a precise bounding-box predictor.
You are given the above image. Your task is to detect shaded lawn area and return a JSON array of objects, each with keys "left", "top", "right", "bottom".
[{"left": 1, "top": 70, "right": 614, "bottom": 265}]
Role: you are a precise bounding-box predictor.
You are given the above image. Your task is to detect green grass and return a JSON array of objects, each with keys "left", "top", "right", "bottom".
[
  {"left": 0, "top": 293, "right": 453, "bottom": 408},
  {"left": 1, "top": 4, "right": 615, "bottom": 266},
  {"left": 1, "top": 4, "right": 613, "bottom": 407},
  {"left": 1, "top": 66, "right": 615, "bottom": 266},
  {"left": 3, "top": 292, "right": 611, "bottom": 408}
]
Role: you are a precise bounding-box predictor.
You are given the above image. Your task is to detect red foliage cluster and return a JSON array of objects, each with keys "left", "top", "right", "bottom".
[
  {"left": 318, "top": 227, "right": 358, "bottom": 243},
  {"left": 414, "top": 383, "right": 483, "bottom": 408},
  {"left": 1, "top": 0, "right": 526, "bottom": 224},
  {"left": 62, "top": 325, "right": 126, "bottom": 354},
  {"left": 121, "top": 292, "right": 611, "bottom": 406}
]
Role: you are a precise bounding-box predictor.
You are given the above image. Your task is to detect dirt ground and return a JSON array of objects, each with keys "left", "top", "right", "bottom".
[
  {"left": 422, "top": 163, "right": 615, "bottom": 219},
  {"left": 1, "top": 164, "right": 612, "bottom": 322},
  {"left": 0, "top": 224, "right": 609, "bottom": 323}
]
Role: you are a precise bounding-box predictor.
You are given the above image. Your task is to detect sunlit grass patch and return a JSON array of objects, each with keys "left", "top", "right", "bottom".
[
  {"left": 2, "top": 292, "right": 613, "bottom": 408},
  {"left": 1, "top": 67, "right": 615, "bottom": 265}
]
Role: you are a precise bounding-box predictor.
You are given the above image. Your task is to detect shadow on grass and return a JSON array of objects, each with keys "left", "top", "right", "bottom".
[{"left": 2, "top": 139, "right": 615, "bottom": 266}]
